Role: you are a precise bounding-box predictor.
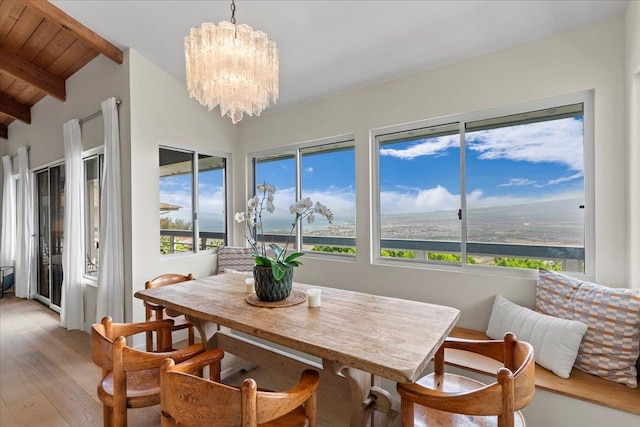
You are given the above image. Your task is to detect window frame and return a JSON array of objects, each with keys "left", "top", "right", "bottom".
[
  {"left": 371, "top": 91, "right": 595, "bottom": 279},
  {"left": 159, "top": 145, "right": 231, "bottom": 256},
  {"left": 82, "top": 147, "right": 103, "bottom": 280},
  {"left": 248, "top": 133, "right": 357, "bottom": 258}
]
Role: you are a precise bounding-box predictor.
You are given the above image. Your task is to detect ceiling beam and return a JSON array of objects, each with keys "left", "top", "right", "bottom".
[
  {"left": 20, "top": 0, "right": 123, "bottom": 65},
  {"left": 0, "top": 93, "right": 31, "bottom": 124},
  {"left": 0, "top": 124, "right": 7, "bottom": 140},
  {"left": 0, "top": 47, "right": 66, "bottom": 101}
]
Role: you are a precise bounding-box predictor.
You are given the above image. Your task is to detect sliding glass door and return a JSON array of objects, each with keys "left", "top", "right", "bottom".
[{"left": 35, "top": 165, "right": 65, "bottom": 310}]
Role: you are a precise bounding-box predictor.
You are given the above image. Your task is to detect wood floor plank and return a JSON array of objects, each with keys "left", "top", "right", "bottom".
[
  {"left": 17, "top": 351, "right": 103, "bottom": 426},
  {"left": 21, "top": 325, "right": 101, "bottom": 400},
  {"left": 0, "top": 349, "right": 71, "bottom": 426}
]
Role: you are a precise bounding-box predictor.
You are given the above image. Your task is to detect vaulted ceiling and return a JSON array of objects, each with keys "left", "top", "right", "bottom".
[{"left": 0, "top": 0, "right": 123, "bottom": 139}]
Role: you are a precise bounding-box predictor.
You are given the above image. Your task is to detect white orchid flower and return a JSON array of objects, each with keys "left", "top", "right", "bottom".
[
  {"left": 234, "top": 212, "right": 246, "bottom": 223},
  {"left": 247, "top": 196, "right": 259, "bottom": 209},
  {"left": 307, "top": 213, "right": 315, "bottom": 224},
  {"left": 303, "top": 197, "right": 313, "bottom": 208},
  {"left": 266, "top": 200, "right": 275, "bottom": 213}
]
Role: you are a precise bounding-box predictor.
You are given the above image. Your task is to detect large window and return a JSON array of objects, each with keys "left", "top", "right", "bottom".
[
  {"left": 159, "top": 147, "right": 228, "bottom": 254},
  {"left": 84, "top": 154, "right": 102, "bottom": 277},
  {"left": 374, "top": 93, "right": 593, "bottom": 274},
  {"left": 252, "top": 136, "right": 356, "bottom": 255}
]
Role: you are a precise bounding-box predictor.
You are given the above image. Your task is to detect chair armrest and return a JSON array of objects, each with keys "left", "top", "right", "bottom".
[
  {"left": 167, "top": 348, "right": 225, "bottom": 375},
  {"left": 121, "top": 342, "right": 205, "bottom": 371},
  {"left": 112, "top": 319, "right": 175, "bottom": 338}
]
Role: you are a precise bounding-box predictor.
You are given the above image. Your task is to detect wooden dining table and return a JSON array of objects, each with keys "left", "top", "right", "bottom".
[{"left": 134, "top": 273, "right": 460, "bottom": 427}]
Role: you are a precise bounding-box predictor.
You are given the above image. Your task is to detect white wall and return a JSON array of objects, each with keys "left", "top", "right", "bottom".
[
  {"left": 127, "top": 50, "right": 237, "bottom": 323},
  {"left": 627, "top": 0, "right": 640, "bottom": 290},
  {"left": 3, "top": 54, "right": 131, "bottom": 330},
  {"left": 237, "top": 17, "right": 627, "bottom": 329}
]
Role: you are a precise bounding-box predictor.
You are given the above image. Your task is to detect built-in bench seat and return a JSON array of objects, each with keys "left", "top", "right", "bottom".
[{"left": 448, "top": 327, "right": 640, "bottom": 416}]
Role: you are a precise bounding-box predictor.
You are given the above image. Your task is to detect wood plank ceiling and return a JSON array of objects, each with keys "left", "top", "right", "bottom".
[{"left": 0, "top": 0, "right": 123, "bottom": 139}]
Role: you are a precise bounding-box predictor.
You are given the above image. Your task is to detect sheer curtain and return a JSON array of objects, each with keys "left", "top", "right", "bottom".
[
  {"left": 15, "top": 146, "right": 34, "bottom": 298},
  {"left": 97, "top": 97, "right": 124, "bottom": 322},
  {"left": 1, "top": 156, "right": 16, "bottom": 269},
  {"left": 60, "top": 119, "right": 84, "bottom": 330}
]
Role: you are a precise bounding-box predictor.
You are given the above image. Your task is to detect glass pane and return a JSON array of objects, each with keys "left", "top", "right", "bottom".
[
  {"left": 198, "top": 154, "right": 226, "bottom": 250},
  {"left": 301, "top": 143, "right": 356, "bottom": 255},
  {"left": 50, "top": 165, "right": 65, "bottom": 307},
  {"left": 159, "top": 148, "right": 194, "bottom": 254},
  {"left": 84, "top": 156, "right": 100, "bottom": 277},
  {"left": 36, "top": 171, "right": 50, "bottom": 299},
  {"left": 465, "top": 104, "right": 585, "bottom": 272},
  {"left": 254, "top": 153, "right": 296, "bottom": 251},
  {"left": 379, "top": 122, "right": 461, "bottom": 262}
]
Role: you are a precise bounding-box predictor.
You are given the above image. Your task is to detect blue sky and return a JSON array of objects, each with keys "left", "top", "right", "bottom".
[
  {"left": 379, "top": 116, "right": 584, "bottom": 214},
  {"left": 161, "top": 115, "right": 584, "bottom": 230}
]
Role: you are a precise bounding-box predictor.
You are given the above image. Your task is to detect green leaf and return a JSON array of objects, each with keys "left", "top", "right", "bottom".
[
  {"left": 269, "top": 243, "right": 284, "bottom": 260},
  {"left": 283, "top": 260, "right": 301, "bottom": 268},
  {"left": 284, "top": 251, "right": 305, "bottom": 263},
  {"left": 271, "top": 263, "right": 286, "bottom": 280}
]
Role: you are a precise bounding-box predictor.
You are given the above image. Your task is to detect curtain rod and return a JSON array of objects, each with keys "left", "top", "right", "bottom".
[{"left": 80, "top": 98, "right": 121, "bottom": 125}]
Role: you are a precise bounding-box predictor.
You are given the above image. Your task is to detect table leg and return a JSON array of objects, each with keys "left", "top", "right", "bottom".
[
  {"left": 184, "top": 315, "right": 219, "bottom": 349},
  {"left": 324, "top": 361, "right": 397, "bottom": 427}
]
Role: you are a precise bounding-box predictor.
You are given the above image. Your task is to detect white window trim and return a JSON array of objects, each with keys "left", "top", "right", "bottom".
[
  {"left": 371, "top": 91, "right": 595, "bottom": 280},
  {"left": 247, "top": 133, "right": 356, "bottom": 258},
  {"left": 159, "top": 145, "right": 231, "bottom": 257}
]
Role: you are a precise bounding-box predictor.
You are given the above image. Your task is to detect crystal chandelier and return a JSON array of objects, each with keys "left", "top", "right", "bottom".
[{"left": 184, "top": 0, "right": 279, "bottom": 124}]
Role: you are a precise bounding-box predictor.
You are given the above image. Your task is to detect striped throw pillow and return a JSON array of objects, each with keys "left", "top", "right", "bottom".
[
  {"left": 216, "top": 246, "right": 254, "bottom": 274},
  {"left": 535, "top": 269, "right": 640, "bottom": 388}
]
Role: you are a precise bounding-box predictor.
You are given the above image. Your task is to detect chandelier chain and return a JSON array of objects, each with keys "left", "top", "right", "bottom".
[{"left": 230, "top": 0, "right": 236, "bottom": 25}]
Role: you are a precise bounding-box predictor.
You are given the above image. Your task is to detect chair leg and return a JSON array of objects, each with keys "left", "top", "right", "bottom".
[
  {"left": 188, "top": 325, "right": 195, "bottom": 346},
  {"left": 145, "top": 330, "right": 154, "bottom": 351},
  {"left": 103, "top": 405, "right": 112, "bottom": 427},
  {"left": 113, "top": 401, "right": 127, "bottom": 427},
  {"left": 400, "top": 398, "right": 414, "bottom": 427}
]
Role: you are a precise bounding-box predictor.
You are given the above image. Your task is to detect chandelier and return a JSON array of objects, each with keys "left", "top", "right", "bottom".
[{"left": 184, "top": 0, "right": 279, "bottom": 124}]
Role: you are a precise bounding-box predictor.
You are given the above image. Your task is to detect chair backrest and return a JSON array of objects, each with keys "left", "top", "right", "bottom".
[
  {"left": 399, "top": 333, "right": 535, "bottom": 427},
  {"left": 216, "top": 246, "right": 254, "bottom": 274},
  {"left": 145, "top": 273, "right": 194, "bottom": 289},
  {"left": 91, "top": 317, "right": 204, "bottom": 372},
  {"left": 91, "top": 317, "right": 206, "bottom": 427},
  {"left": 161, "top": 353, "right": 319, "bottom": 427}
]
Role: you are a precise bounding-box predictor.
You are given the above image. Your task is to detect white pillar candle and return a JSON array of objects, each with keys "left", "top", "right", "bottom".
[
  {"left": 245, "top": 278, "right": 255, "bottom": 294},
  {"left": 307, "top": 288, "right": 321, "bottom": 307}
]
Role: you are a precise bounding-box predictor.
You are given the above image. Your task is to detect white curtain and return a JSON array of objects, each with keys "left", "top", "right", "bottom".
[
  {"left": 15, "top": 146, "right": 34, "bottom": 299},
  {"left": 60, "top": 119, "right": 84, "bottom": 330},
  {"left": 97, "top": 97, "right": 124, "bottom": 322},
  {"left": 1, "top": 156, "right": 16, "bottom": 269}
]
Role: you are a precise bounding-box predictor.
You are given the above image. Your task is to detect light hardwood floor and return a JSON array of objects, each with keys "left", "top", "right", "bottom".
[{"left": 0, "top": 295, "right": 356, "bottom": 426}]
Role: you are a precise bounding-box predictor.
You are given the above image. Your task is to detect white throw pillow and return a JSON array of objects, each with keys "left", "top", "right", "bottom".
[{"left": 486, "top": 295, "right": 588, "bottom": 378}]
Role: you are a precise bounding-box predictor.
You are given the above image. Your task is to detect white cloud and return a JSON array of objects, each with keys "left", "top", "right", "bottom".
[
  {"left": 305, "top": 167, "right": 314, "bottom": 174},
  {"left": 500, "top": 178, "right": 538, "bottom": 187},
  {"left": 378, "top": 118, "right": 584, "bottom": 171},
  {"left": 467, "top": 118, "right": 583, "bottom": 171},
  {"left": 541, "top": 171, "right": 584, "bottom": 186},
  {"left": 380, "top": 184, "right": 581, "bottom": 214},
  {"left": 380, "top": 135, "right": 459, "bottom": 159}
]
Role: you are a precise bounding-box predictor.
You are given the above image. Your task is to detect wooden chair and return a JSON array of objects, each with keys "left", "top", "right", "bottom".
[
  {"left": 144, "top": 273, "right": 196, "bottom": 351},
  {"left": 397, "top": 332, "right": 535, "bottom": 427},
  {"left": 160, "top": 349, "right": 320, "bottom": 427},
  {"left": 91, "top": 316, "right": 205, "bottom": 427}
]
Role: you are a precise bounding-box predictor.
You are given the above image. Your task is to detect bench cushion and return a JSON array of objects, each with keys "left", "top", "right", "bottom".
[
  {"left": 535, "top": 268, "right": 640, "bottom": 388},
  {"left": 487, "top": 295, "right": 587, "bottom": 378}
]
